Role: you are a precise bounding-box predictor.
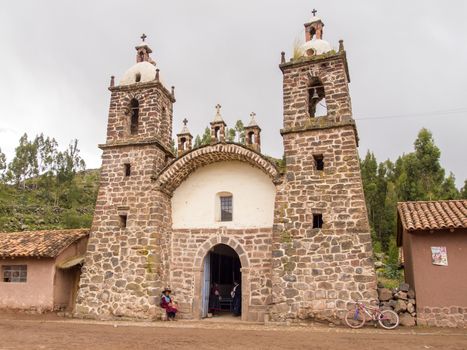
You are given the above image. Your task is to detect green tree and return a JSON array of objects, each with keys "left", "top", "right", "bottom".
[
  {"left": 361, "top": 127, "right": 463, "bottom": 254},
  {"left": 234, "top": 120, "right": 245, "bottom": 144},
  {"left": 227, "top": 128, "right": 236, "bottom": 142},
  {"left": 199, "top": 127, "right": 211, "bottom": 146},
  {"left": 394, "top": 129, "right": 445, "bottom": 201},
  {"left": 460, "top": 180, "right": 467, "bottom": 199},
  {"left": 54, "top": 139, "right": 86, "bottom": 206},
  {"left": 360, "top": 151, "right": 378, "bottom": 232},
  {"left": 193, "top": 135, "right": 202, "bottom": 148},
  {"left": 380, "top": 181, "right": 398, "bottom": 250},
  {"left": 170, "top": 139, "right": 177, "bottom": 155},
  {"left": 439, "top": 173, "right": 459, "bottom": 200},
  {"left": 413, "top": 128, "right": 445, "bottom": 200},
  {"left": 0, "top": 147, "right": 6, "bottom": 181},
  {"left": 7, "top": 133, "right": 38, "bottom": 187},
  {"left": 34, "top": 134, "right": 58, "bottom": 175}
]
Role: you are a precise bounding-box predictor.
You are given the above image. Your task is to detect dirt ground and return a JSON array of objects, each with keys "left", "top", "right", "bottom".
[{"left": 0, "top": 313, "right": 466, "bottom": 350}]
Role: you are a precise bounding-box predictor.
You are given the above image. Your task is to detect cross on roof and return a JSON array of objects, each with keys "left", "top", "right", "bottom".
[
  {"left": 141, "top": 33, "right": 147, "bottom": 42},
  {"left": 250, "top": 112, "right": 256, "bottom": 118},
  {"left": 312, "top": 9, "right": 317, "bottom": 16},
  {"left": 183, "top": 118, "right": 188, "bottom": 126},
  {"left": 215, "top": 104, "right": 222, "bottom": 114}
]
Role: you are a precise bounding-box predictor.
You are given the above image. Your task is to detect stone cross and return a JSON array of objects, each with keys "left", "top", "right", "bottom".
[
  {"left": 215, "top": 104, "right": 222, "bottom": 114},
  {"left": 141, "top": 33, "right": 147, "bottom": 42},
  {"left": 250, "top": 112, "right": 256, "bottom": 118},
  {"left": 183, "top": 118, "right": 188, "bottom": 126},
  {"left": 312, "top": 9, "right": 317, "bottom": 16}
]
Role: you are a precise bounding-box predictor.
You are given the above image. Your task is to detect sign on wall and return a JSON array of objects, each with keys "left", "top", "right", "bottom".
[{"left": 431, "top": 246, "right": 448, "bottom": 266}]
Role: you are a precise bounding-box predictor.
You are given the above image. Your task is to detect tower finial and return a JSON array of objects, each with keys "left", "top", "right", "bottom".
[
  {"left": 183, "top": 118, "right": 188, "bottom": 126},
  {"left": 312, "top": 8, "right": 317, "bottom": 17},
  {"left": 141, "top": 33, "right": 147, "bottom": 42},
  {"left": 212, "top": 104, "right": 225, "bottom": 124}
]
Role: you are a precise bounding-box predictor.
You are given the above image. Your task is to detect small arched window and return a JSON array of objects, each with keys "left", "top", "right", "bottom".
[
  {"left": 180, "top": 137, "right": 187, "bottom": 150},
  {"left": 135, "top": 73, "right": 141, "bottom": 83},
  {"left": 130, "top": 98, "right": 139, "bottom": 135},
  {"left": 307, "top": 78, "right": 327, "bottom": 118},
  {"left": 216, "top": 192, "right": 233, "bottom": 222},
  {"left": 214, "top": 127, "right": 220, "bottom": 141},
  {"left": 247, "top": 131, "right": 255, "bottom": 144}
]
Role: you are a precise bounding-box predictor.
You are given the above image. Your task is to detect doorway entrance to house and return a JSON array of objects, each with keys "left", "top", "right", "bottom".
[{"left": 202, "top": 244, "right": 241, "bottom": 319}]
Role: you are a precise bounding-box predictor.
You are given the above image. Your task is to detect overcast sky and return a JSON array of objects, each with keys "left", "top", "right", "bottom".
[{"left": 0, "top": 0, "right": 466, "bottom": 187}]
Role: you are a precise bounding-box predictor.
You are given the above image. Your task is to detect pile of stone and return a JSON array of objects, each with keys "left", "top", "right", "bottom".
[{"left": 378, "top": 282, "right": 416, "bottom": 326}]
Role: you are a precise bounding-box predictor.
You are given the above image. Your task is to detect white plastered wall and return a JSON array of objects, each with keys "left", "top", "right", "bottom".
[{"left": 171, "top": 161, "right": 275, "bottom": 228}]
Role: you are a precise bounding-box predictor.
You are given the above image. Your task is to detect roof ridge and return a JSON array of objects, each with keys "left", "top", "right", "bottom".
[
  {"left": 398, "top": 199, "right": 467, "bottom": 204},
  {"left": 0, "top": 228, "right": 89, "bottom": 235}
]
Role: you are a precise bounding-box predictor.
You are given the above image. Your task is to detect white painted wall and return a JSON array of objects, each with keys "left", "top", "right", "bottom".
[{"left": 172, "top": 161, "right": 276, "bottom": 228}]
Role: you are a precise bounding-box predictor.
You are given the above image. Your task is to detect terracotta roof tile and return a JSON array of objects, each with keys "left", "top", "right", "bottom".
[
  {"left": 398, "top": 200, "right": 467, "bottom": 231},
  {"left": 0, "top": 229, "right": 89, "bottom": 258}
]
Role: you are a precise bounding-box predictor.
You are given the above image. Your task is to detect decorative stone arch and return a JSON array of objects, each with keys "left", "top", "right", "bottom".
[
  {"left": 193, "top": 235, "right": 249, "bottom": 269},
  {"left": 154, "top": 143, "right": 280, "bottom": 195},
  {"left": 192, "top": 236, "right": 251, "bottom": 321}
]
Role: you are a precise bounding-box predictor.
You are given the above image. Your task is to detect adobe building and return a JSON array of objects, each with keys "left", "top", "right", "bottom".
[
  {"left": 74, "top": 13, "right": 377, "bottom": 322},
  {"left": 397, "top": 200, "right": 467, "bottom": 327},
  {"left": 0, "top": 229, "right": 89, "bottom": 312}
]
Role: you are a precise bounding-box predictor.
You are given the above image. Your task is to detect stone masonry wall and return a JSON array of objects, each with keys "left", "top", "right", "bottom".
[
  {"left": 418, "top": 307, "right": 467, "bottom": 328},
  {"left": 170, "top": 227, "right": 273, "bottom": 322},
  {"left": 281, "top": 54, "right": 352, "bottom": 130},
  {"left": 105, "top": 83, "right": 174, "bottom": 149},
  {"left": 75, "top": 81, "right": 174, "bottom": 320},
  {"left": 270, "top": 125, "right": 377, "bottom": 323},
  {"left": 269, "top": 51, "right": 377, "bottom": 323},
  {"left": 74, "top": 145, "right": 172, "bottom": 319}
]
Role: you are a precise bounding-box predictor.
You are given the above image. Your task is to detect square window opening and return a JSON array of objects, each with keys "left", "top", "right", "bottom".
[
  {"left": 119, "top": 214, "right": 128, "bottom": 229},
  {"left": 220, "top": 196, "right": 233, "bottom": 222},
  {"left": 124, "top": 163, "right": 131, "bottom": 177},
  {"left": 313, "top": 155, "right": 324, "bottom": 171},
  {"left": 2, "top": 265, "right": 27, "bottom": 283},
  {"left": 313, "top": 214, "right": 323, "bottom": 229}
]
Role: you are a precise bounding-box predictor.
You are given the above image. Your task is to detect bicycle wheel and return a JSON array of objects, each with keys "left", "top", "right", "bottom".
[
  {"left": 378, "top": 309, "right": 399, "bottom": 329},
  {"left": 344, "top": 308, "right": 366, "bottom": 328}
]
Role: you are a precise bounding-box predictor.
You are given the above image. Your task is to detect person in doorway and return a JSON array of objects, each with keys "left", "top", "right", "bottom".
[
  {"left": 231, "top": 280, "right": 241, "bottom": 316},
  {"left": 160, "top": 288, "right": 178, "bottom": 321},
  {"left": 209, "top": 283, "right": 222, "bottom": 315}
]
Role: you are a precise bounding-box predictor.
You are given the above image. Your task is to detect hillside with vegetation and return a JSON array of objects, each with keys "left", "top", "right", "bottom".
[{"left": 0, "top": 134, "right": 99, "bottom": 232}]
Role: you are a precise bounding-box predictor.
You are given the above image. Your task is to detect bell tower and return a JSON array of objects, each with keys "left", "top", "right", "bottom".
[
  {"left": 270, "top": 11, "right": 377, "bottom": 323},
  {"left": 75, "top": 35, "right": 175, "bottom": 319}
]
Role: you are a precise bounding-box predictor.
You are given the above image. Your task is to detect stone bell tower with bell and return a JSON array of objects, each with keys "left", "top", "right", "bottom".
[{"left": 270, "top": 10, "right": 377, "bottom": 323}]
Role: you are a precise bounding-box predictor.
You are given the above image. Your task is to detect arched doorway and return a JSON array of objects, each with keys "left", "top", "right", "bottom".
[{"left": 202, "top": 244, "right": 242, "bottom": 318}]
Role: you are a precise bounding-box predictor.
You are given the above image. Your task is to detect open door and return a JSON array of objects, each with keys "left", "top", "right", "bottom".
[{"left": 202, "top": 253, "right": 211, "bottom": 318}]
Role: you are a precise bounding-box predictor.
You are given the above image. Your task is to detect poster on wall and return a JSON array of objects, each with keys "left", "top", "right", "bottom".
[{"left": 431, "top": 246, "right": 448, "bottom": 266}]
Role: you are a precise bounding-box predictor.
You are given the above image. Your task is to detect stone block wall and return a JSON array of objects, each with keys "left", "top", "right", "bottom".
[
  {"left": 74, "top": 143, "right": 172, "bottom": 320},
  {"left": 281, "top": 54, "right": 352, "bottom": 130},
  {"left": 170, "top": 227, "right": 273, "bottom": 322},
  {"left": 106, "top": 83, "right": 174, "bottom": 149},
  {"left": 418, "top": 307, "right": 467, "bottom": 328},
  {"left": 270, "top": 124, "right": 378, "bottom": 323}
]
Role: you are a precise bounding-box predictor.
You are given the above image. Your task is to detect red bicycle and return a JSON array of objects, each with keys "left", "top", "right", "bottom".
[{"left": 344, "top": 300, "right": 399, "bottom": 330}]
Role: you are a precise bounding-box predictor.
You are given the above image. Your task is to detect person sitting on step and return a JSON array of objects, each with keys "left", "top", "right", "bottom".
[{"left": 160, "top": 288, "right": 178, "bottom": 321}]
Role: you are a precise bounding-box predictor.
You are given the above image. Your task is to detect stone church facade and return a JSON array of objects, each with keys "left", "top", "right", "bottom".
[{"left": 75, "top": 14, "right": 377, "bottom": 322}]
